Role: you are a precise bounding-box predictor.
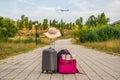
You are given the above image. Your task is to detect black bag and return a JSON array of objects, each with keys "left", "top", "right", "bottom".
[{"left": 57, "top": 49, "right": 70, "bottom": 58}]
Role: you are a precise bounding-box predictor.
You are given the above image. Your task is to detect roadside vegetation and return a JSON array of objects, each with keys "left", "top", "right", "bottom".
[
  {"left": 73, "top": 13, "right": 120, "bottom": 56},
  {"left": 0, "top": 15, "right": 76, "bottom": 60},
  {"left": 0, "top": 12, "right": 120, "bottom": 60},
  {"left": 75, "top": 40, "right": 120, "bottom": 56},
  {"left": 0, "top": 42, "right": 35, "bottom": 59}
]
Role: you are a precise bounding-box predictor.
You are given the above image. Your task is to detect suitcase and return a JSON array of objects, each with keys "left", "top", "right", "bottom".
[{"left": 42, "top": 48, "right": 57, "bottom": 73}]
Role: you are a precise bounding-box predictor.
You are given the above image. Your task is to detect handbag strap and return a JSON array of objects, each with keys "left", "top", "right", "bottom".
[{"left": 64, "top": 54, "right": 73, "bottom": 65}]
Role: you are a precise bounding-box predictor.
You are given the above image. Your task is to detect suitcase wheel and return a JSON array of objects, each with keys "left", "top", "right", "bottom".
[
  {"left": 42, "top": 70, "right": 56, "bottom": 74},
  {"left": 46, "top": 70, "right": 48, "bottom": 73},
  {"left": 42, "top": 70, "right": 44, "bottom": 73},
  {"left": 49, "top": 71, "right": 53, "bottom": 74}
]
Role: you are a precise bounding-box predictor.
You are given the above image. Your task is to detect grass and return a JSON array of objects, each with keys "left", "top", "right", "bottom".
[
  {"left": 0, "top": 36, "right": 50, "bottom": 60},
  {"left": 72, "top": 39, "right": 120, "bottom": 56},
  {"left": 0, "top": 42, "right": 47, "bottom": 60}
]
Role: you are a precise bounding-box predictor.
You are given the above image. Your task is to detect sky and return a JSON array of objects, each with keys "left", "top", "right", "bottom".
[{"left": 0, "top": 0, "right": 120, "bottom": 23}]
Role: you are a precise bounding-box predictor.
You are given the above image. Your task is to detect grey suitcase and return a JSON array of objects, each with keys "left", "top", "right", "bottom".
[{"left": 42, "top": 48, "right": 57, "bottom": 73}]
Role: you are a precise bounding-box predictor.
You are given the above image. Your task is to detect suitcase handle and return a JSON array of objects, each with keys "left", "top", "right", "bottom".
[{"left": 50, "top": 39, "right": 55, "bottom": 49}]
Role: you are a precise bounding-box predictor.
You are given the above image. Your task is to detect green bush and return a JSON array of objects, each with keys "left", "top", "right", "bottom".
[
  {"left": 74, "top": 26, "right": 120, "bottom": 43},
  {"left": 82, "top": 30, "right": 98, "bottom": 42},
  {"left": 73, "top": 28, "right": 88, "bottom": 42},
  {"left": 97, "top": 26, "right": 120, "bottom": 41},
  {"left": 115, "top": 22, "right": 120, "bottom": 30},
  {"left": 0, "top": 18, "right": 18, "bottom": 41}
]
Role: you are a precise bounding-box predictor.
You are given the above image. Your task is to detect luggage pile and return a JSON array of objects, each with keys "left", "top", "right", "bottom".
[{"left": 42, "top": 48, "right": 81, "bottom": 74}]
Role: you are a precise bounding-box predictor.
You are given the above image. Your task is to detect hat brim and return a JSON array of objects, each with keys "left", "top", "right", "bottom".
[{"left": 44, "top": 29, "right": 61, "bottom": 39}]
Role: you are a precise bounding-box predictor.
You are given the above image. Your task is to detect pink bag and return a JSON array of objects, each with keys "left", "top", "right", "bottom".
[{"left": 59, "top": 54, "right": 78, "bottom": 74}]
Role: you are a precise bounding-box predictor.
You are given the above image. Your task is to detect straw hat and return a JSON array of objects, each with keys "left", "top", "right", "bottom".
[{"left": 44, "top": 27, "right": 61, "bottom": 39}]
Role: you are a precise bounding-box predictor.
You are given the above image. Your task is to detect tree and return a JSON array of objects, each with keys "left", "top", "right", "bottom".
[
  {"left": 86, "top": 15, "right": 97, "bottom": 27},
  {"left": 38, "top": 23, "right": 43, "bottom": 30},
  {"left": 0, "top": 16, "right": 3, "bottom": 22},
  {"left": 97, "top": 12, "right": 109, "bottom": 25},
  {"left": 49, "top": 20, "right": 52, "bottom": 26},
  {"left": 21, "top": 14, "right": 25, "bottom": 21},
  {"left": 60, "top": 19, "right": 65, "bottom": 29},
  {"left": 17, "top": 15, "right": 30, "bottom": 30},
  {"left": 17, "top": 15, "right": 25, "bottom": 29},
  {"left": 0, "top": 18, "right": 18, "bottom": 40},
  {"left": 28, "top": 20, "right": 32, "bottom": 30},
  {"left": 85, "top": 13, "right": 109, "bottom": 28},
  {"left": 25, "top": 17, "right": 28, "bottom": 28},
  {"left": 0, "top": 16, "right": 3, "bottom": 25},
  {"left": 69, "top": 22, "right": 73, "bottom": 29},
  {"left": 43, "top": 19, "right": 48, "bottom": 30},
  {"left": 75, "top": 17, "right": 83, "bottom": 29},
  {"left": 51, "top": 19, "right": 58, "bottom": 27}
]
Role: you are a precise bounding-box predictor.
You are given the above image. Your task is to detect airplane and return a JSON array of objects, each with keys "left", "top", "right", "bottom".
[{"left": 57, "top": 9, "right": 69, "bottom": 12}]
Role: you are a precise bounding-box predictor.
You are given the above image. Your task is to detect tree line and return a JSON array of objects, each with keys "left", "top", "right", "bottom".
[
  {"left": 16, "top": 12, "right": 110, "bottom": 30},
  {"left": 0, "top": 12, "right": 114, "bottom": 41},
  {"left": 17, "top": 15, "right": 76, "bottom": 30}
]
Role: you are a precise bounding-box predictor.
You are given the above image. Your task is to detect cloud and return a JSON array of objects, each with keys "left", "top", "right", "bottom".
[
  {"left": 29, "top": 6, "right": 57, "bottom": 21},
  {"left": 68, "top": 0, "right": 97, "bottom": 11},
  {"left": 37, "top": 6, "right": 55, "bottom": 11},
  {"left": 0, "top": 0, "right": 119, "bottom": 23},
  {"left": 10, "top": 0, "right": 56, "bottom": 21},
  {"left": 17, "top": 0, "right": 35, "bottom": 5},
  {"left": 61, "top": 9, "right": 101, "bottom": 23},
  {"left": 104, "top": 0, "right": 120, "bottom": 22},
  {"left": 68, "top": 0, "right": 120, "bottom": 23},
  {"left": 107, "top": 0, "right": 120, "bottom": 11}
]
